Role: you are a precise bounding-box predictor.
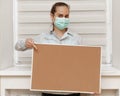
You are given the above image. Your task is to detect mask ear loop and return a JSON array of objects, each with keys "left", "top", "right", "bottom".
[
  {"left": 52, "top": 21, "right": 54, "bottom": 32},
  {"left": 48, "top": 21, "right": 54, "bottom": 33},
  {"left": 50, "top": 13, "right": 55, "bottom": 32}
]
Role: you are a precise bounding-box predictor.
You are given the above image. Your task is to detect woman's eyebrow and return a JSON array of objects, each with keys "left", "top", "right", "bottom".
[{"left": 58, "top": 14, "right": 69, "bottom": 16}]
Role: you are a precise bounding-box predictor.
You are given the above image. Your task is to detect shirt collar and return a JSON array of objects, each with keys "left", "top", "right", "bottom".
[
  {"left": 66, "top": 29, "right": 74, "bottom": 36},
  {"left": 50, "top": 29, "right": 73, "bottom": 37}
]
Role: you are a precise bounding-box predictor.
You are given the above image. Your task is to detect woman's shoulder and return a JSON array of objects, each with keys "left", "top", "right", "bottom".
[
  {"left": 33, "top": 31, "right": 51, "bottom": 42},
  {"left": 35, "top": 31, "right": 50, "bottom": 37},
  {"left": 68, "top": 30, "right": 80, "bottom": 38},
  {"left": 68, "top": 30, "right": 82, "bottom": 45}
]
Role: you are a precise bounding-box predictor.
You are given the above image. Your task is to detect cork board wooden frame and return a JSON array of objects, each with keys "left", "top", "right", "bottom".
[{"left": 31, "top": 44, "right": 101, "bottom": 93}]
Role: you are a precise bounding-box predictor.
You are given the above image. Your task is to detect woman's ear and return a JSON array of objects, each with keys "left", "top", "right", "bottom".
[{"left": 50, "top": 13, "right": 54, "bottom": 22}]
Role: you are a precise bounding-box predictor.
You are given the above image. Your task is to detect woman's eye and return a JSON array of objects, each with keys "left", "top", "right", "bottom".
[{"left": 65, "top": 15, "right": 69, "bottom": 18}]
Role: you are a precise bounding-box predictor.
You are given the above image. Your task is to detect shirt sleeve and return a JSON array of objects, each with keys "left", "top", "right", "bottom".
[
  {"left": 15, "top": 34, "right": 42, "bottom": 51},
  {"left": 15, "top": 40, "right": 27, "bottom": 51}
]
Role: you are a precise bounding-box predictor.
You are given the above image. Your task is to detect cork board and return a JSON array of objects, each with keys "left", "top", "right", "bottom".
[{"left": 31, "top": 44, "right": 101, "bottom": 93}]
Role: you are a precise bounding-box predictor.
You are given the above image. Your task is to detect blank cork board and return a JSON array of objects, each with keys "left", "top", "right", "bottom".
[{"left": 31, "top": 44, "right": 101, "bottom": 93}]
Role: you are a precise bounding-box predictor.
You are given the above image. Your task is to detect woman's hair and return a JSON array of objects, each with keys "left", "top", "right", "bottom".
[{"left": 50, "top": 2, "right": 70, "bottom": 15}]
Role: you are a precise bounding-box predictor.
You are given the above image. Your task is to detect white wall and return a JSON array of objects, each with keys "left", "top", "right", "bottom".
[
  {"left": 0, "top": 0, "right": 14, "bottom": 69},
  {"left": 113, "top": 0, "right": 120, "bottom": 69}
]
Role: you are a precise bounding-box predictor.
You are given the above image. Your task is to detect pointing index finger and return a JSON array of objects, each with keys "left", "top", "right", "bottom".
[{"left": 32, "top": 44, "right": 38, "bottom": 50}]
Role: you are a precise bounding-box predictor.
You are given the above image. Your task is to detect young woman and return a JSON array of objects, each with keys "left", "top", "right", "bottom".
[
  {"left": 15, "top": 2, "right": 81, "bottom": 51},
  {"left": 15, "top": 2, "right": 100, "bottom": 96}
]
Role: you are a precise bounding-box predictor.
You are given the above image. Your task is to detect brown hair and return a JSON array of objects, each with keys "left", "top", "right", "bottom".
[{"left": 50, "top": 2, "right": 70, "bottom": 15}]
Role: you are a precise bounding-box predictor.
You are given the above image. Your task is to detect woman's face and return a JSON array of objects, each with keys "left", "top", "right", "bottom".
[{"left": 51, "top": 6, "right": 69, "bottom": 22}]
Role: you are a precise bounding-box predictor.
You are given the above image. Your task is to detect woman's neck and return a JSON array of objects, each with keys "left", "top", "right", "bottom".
[{"left": 54, "top": 27, "right": 67, "bottom": 38}]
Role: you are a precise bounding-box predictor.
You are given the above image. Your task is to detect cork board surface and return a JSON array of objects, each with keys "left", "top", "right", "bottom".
[{"left": 31, "top": 44, "right": 101, "bottom": 93}]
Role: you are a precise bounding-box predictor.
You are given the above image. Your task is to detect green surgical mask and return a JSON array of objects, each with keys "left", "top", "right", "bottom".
[{"left": 54, "top": 17, "right": 70, "bottom": 30}]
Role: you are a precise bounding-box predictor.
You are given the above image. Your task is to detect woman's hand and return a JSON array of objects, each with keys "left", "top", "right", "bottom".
[{"left": 25, "top": 38, "right": 37, "bottom": 50}]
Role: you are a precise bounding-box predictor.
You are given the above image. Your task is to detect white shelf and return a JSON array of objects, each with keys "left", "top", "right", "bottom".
[
  {"left": 0, "top": 64, "right": 120, "bottom": 76},
  {"left": 0, "top": 65, "right": 31, "bottom": 76}
]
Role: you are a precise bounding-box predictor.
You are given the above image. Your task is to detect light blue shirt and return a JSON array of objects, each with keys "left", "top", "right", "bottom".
[{"left": 15, "top": 29, "right": 81, "bottom": 51}]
